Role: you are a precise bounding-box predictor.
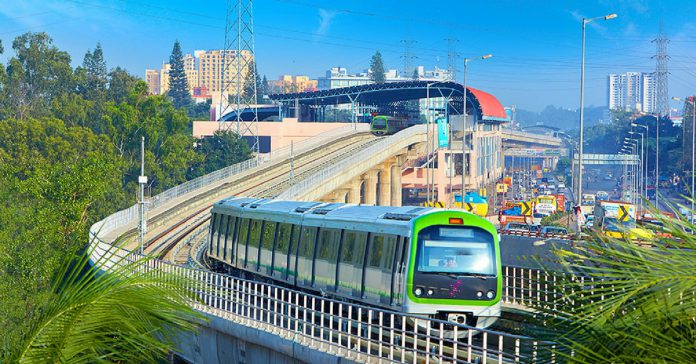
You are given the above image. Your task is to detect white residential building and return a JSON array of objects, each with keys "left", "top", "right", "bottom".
[{"left": 608, "top": 72, "right": 656, "bottom": 113}]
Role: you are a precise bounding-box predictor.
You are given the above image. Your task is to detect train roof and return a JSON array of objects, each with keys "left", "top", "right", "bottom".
[
  {"left": 212, "top": 197, "right": 494, "bottom": 237},
  {"left": 215, "top": 197, "right": 435, "bottom": 220}
]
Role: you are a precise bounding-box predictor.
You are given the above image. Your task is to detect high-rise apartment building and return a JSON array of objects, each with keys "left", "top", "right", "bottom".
[
  {"left": 608, "top": 72, "right": 655, "bottom": 113},
  {"left": 145, "top": 49, "right": 252, "bottom": 103}
]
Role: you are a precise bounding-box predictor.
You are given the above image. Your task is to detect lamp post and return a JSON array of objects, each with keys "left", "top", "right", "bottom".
[
  {"left": 461, "top": 54, "right": 492, "bottom": 206},
  {"left": 673, "top": 96, "right": 695, "bottom": 213},
  {"left": 426, "top": 81, "right": 450, "bottom": 206},
  {"left": 628, "top": 131, "right": 644, "bottom": 211},
  {"left": 624, "top": 139, "right": 639, "bottom": 206},
  {"left": 631, "top": 123, "right": 649, "bottom": 201},
  {"left": 578, "top": 13, "right": 617, "bottom": 214}
]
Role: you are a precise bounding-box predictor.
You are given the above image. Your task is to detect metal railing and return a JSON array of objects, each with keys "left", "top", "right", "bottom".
[
  {"left": 278, "top": 124, "right": 427, "bottom": 201},
  {"left": 89, "top": 237, "right": 555, "bottom": 363}
]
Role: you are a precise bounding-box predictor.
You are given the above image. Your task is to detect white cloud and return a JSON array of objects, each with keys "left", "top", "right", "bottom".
[{"left": 314, "top": 8, "right": 338, "bottom": 40}]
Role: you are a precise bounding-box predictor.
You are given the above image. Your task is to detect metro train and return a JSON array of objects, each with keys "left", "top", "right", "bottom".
[
  {"left": 207, "top": 197, "right": 502, "bottom": 330},
  {"left": 370, "top": 115, "right": 419, "bottom": 136}
]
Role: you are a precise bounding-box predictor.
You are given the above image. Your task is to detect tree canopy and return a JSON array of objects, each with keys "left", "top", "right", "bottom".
[
  {"left": 370, "top": 51, "right": 386, "bottom": 83},
  {"left": 0, "top": 32, "right": 251, "bottom": 360},
  {"left": 167, "top": 40, "right": 192, "bottom": 108}
]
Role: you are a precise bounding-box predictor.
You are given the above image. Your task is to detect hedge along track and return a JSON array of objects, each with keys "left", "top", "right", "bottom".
[{"left": 129, "top": 132, "right": 378, "bottom": 260}]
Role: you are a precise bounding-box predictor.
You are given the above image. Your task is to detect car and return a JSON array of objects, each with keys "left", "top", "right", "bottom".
[
  {"left": 584, "top": 215, "right": 595, "bottom": 228},
  {"left": 532, "top": 213, "right": 544, "bottom": 225},
  {"left": 541, "top": 226, "right": 568, "bottom": 235},
  {"left": 504, "top": 222, "right": 530, "bottom": 232},
  {"left": 558, "top": 183, "right": 566, "bottom": 190}
]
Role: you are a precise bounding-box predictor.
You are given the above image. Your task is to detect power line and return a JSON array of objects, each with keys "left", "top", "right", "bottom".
[{"left": 652, "top": 22, "right": 670, "bottom": 115}]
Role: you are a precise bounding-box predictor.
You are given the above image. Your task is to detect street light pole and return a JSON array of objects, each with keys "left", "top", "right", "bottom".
[
  {"left": 461, "top": 54, "right": 492, "bottom": 207},
  {"left": 629, "top": 131, "right": 644, "bottom": 211},
  {"left": 632, "top": 122, "right": 649, "bottom": 203},
  {"left": 673, "top": 96, "right": 695, "bottom": 213},
  {"left": 578, "top": 13, "right": 617, "bottom": 216}
]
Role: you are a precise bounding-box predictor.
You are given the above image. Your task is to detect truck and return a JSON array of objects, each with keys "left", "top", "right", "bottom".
[{"left": 594, "top": 200, "right": 637, "bottom": 239}]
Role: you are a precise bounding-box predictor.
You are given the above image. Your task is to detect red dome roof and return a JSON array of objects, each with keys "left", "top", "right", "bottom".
[{"left": 467, "top": 87, "right": 507, "bottom": 120}]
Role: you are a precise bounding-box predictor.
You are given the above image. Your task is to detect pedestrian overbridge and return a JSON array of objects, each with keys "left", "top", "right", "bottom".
[{"left": 501, "top": 128, "right": 562, "bottom": 149}]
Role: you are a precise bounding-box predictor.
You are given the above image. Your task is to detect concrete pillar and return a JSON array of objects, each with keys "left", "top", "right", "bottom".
[
  {"left": 347, "top": 178, "right": 362, "bottom": 204},
  {"left": 363, "top": 170, "right": 379, "bottom": 206},
  {"left": 378, "top": 162, "right": 392, "bottom": 206},
  {"left": 391, "top": 155, "right": 406, "bottom": 207}
]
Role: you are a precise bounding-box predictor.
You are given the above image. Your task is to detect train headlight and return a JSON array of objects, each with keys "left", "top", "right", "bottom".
[
  {"left": 415, "top": 288, "right": 423, "bottom": 296},
  {"left": 487, "top": 290, "right": 495, "bottom": 299},
  {"left": 427, "top": 289, "right": 434, "bottom": 296},
  {"left": 476, "top": 291, "right": 483, "bottom": 298}
]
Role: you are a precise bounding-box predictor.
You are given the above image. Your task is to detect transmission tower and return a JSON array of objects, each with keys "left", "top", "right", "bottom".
[
  {"left": 219, "top": 0, "right": 259, "bottom": 154},
  {"left": 446, "top": 38, "right": 459, "bottom": 81},
  {"left": 401, "top": 39, "right": 417, "bottom": 79},
  {"left": 652, "top": 23, "right": 670, "bottom": 115}
]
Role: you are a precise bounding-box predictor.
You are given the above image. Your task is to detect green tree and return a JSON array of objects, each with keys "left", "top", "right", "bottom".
[
  {"left": 0, "top": 117, "right": 124, "bottom": 353},
  {"left": 411, "top": 67, "right": 419, "bottom": 80},
  {"left": 260, "top": 74, "right": 271, "bottom": 103},
  {"left": 369, "top": 51, "right": 386, "bottom": 83},
  {"left": 242, "top": 60, "right": 258, "bottom": 102},
  {"left": 5, "top": 32, "right": 74, "bottom": 119},
  {"left": 3, "top": 245, "right": 202, "bottom": 363},
  {"left": 107, "top": 66, "right": 142, "bottom": 104},
  {"left": 530, "top": 208, "right": 696, "bottom": 363},
  {"left": 78, "top": 43, "right": 108, "bottom": 100},
  {"left": 167, "top": 40, "right": 191, "bottom": 109},
  {"left": 190, "top": 130, "right": 252, "bottom": 176}
]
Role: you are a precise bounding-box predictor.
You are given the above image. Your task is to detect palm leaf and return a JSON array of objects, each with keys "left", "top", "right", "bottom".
[{"left": 7, "top": 239, "right": 205, "bottom": 364}]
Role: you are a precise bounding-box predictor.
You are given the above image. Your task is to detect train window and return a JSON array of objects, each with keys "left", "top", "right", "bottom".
[
  {"left": 314, "top": 228, "right": 341, "bottom": 292},
  {"left": 364, "top": 234, "right": 397, "bottom": 304},
  {"left": 416, "top": 226, "right": 495, "bottom": 276},
  {"left": 259, "top": 221, "right": 277, "bottom": 275},
  {"left": 209, "top": 213, "right": 220, "bottom": 256},
  {"left": 224, "top": 216, "right": 237, "bottom": 264},
  {"left": 236, "top": 218, "right": 250, "bottom": 268},
  {"left": 246, "top": 220, "right": 263, "bottom": 271},
  {"left": 390, "top": 236, "right": 408, "bottom": 306},
  {"left": 217, "top": 215, "right": 228, "bottom": 259},
  {"left": 287, "top": 224, "right": 301, "bottom": 283},
  {"left": 337, "top": 231, "right": 367, "bottom": 298},
  {"left": 296, "top": 226, "right": 317, "bottom": 286},
  {"left": 272, "top": 223, "right": 292, "bottom": 279}
]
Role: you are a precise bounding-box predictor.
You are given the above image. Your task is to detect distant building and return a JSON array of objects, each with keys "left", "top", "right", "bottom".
[
  {"left": 271, "top": 75, "right": 318, "bottom": 93},
  {"left": 145, "top": 49, "right": 253, "bottom": 105},
  {"left": 608, "top": 72, "right": 655, "bottom": 113}
]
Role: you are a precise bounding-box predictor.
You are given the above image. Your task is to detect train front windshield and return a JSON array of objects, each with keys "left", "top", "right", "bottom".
[
  {"left": 372, "top": 117, "right": 387, "bottom": 129},
  {"left": 416, "top": 226, "right": 496, "bottom": 276}
]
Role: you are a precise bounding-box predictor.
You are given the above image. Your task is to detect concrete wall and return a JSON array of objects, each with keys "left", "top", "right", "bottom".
[
  {"left": 175, "top": 314, "right": 358, "bottom": 364},
  {"left": 192, "top": 118, "right": 355, "bottom": 152}
]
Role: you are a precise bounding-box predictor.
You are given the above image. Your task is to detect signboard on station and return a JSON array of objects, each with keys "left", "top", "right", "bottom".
[{"left": 505, "top": 148, "right": 561, "bottom": 157}]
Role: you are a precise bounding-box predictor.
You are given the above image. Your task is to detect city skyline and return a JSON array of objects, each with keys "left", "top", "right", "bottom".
[{"left": 1, "top": 0, "right": 695, "bottom": 111}]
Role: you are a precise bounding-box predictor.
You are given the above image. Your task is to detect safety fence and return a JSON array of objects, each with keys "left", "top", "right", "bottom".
[
  {"left": 499, "top": 230, "right": 575, "bottom": 241},
  {"left": 89, "top": 237, "right": 557, "bottom": 363}
]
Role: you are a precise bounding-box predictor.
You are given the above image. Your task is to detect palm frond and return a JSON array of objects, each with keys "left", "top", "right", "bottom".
[{"left": 8, "top": 241, "right": 205, "bottom": 364}]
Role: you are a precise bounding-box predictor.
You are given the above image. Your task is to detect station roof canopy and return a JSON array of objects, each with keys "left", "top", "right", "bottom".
[{"left": 268, "top": 80, "right": 508, "bottom": 122}]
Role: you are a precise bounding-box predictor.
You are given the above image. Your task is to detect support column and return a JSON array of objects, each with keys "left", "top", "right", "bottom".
[
  {"left": 363, "top": 170, "right": 379, "bottom": 206},
  {"left": 391, "top": 155, "right": 406, "bottom": 207},
  {"left": 378, "top": 162, "right": 393, "bottom": 206},
  {"left": 347, "top": 178, "right": 362, "bottom": 204}
]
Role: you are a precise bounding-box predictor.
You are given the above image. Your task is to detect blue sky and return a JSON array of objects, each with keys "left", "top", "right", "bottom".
[{"left": 1, "top": 0, "right": 695, "bottom": 111}]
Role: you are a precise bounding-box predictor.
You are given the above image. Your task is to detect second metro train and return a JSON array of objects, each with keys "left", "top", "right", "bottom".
[
  {"left": 207, "top": 197, "right": 502, "bottom": 330},
  {"left": 370, "top": 115, "right": 420, "bottom": 135}
]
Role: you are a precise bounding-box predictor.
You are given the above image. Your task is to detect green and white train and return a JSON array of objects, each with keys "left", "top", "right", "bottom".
[{"left": 207, "top": 197, "right": 502, "bottom": 329}]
